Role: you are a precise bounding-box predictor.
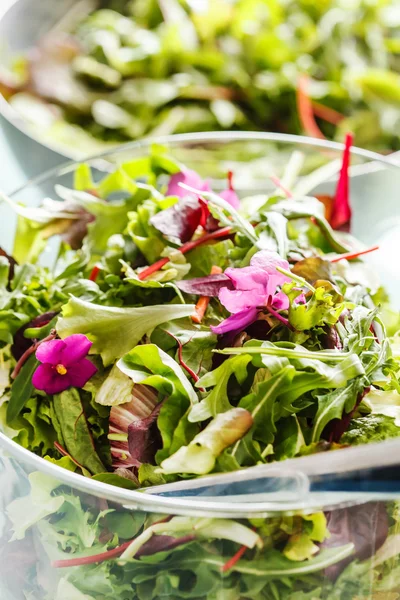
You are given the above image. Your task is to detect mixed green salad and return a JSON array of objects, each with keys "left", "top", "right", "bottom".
[
  {"left": 2, "top": 0, "right": 400, "bottom": 156},
  {"left": 1, "top": 140, "right": 400, "bottom": 599}
]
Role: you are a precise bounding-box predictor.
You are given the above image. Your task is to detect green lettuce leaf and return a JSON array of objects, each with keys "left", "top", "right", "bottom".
[
  {"left": 117, "top": 343, "right": 198, "bottom": 405},
  {"left": 56, "top": 296, "right": 196, "bottom": 365},
  {"left": 340, "top": 414, "right": 400, "bottom": 446},
  {"left": 284, "top": 280, "right": 349, "bottom": 331},
  {"left": 158, "top": 407, "right": 253, "bottom": 475}
]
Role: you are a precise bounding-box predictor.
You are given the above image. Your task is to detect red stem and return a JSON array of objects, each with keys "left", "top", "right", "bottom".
[
  {"left": 269, "top": 175, "right": 293, "bottom": 198},
  {"left": 11, "top": 330, "right": 57, "bottom": 379},
  {"left": 227, "top": 170, "right": 234, "bottom": 191},
  {"left": 138, "top": 226, "right": 232, "bottom": 280},
  {"left": 52, "top": 516, "right": 174, "bottom": 568},
  {"left": 311, "top": 101, "right": 345, "bottom": 126},
  {"left": 165, "top": 331, "right": 205, "bottom": 391},
  {"left": 221, "top": 543, "right": 249, "bottom": 573},
  {"left": 89, "top": 266, "right": 101, "bottom": 282},
  {"left": 54, "top": 441, "right": 89, "bottom": 473},
  {"left": 296, "top": 75, "right": 326, "bottom": 140},
  {"left": 266, "top": 303, "right": 292, "bottom": 330},
  {"left": 52, "top": 540, "right": 132, "bottom": 568},
  {"left": 330, "top": 245, "right": 379, "bottom": 263}
]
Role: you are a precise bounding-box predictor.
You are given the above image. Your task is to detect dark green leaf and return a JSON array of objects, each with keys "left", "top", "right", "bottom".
[
  {"left": 52, "top": 388, "right": 106, "bottom": 475},
  {"left": 6, "top": 355, "right": 39, "bottom": 423}
]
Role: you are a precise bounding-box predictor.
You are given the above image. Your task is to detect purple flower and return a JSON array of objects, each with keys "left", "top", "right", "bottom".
[
  {"left": 32, "top": 334, "right": 97, "bottom": 395},
  {"left": 167, "top": 169, "right": 211, "bottom": 198},
  {"left": 211, "top": 251, "right": 291, "bottom": 335}
]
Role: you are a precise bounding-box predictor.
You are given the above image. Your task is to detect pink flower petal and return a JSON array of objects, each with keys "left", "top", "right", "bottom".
[
  {"left": 67, "top": 358, "right": 98, "bottom": 388},
  {"left": 32, "top": 363, "right": 70, "bottom": 395},
  {"left": 219, "top": 188, "right": 240, "bottom": 210},
  {"left": 250, "top": 251, "right": 290, "bottom": 275},
  {"left": 219, "top": 287, "right": 266, "bottom": 314},
  {"left": 211, "top": 307, "right": 259, "bottom": 335},
  {"left": 271, "top": 291, "right": 290, "bottom": 311},
  {"left": 35, "top": 339, "right": 66, "bottom": 366},
  {"left": 60, "top": 334, "right": 93, "bottom": 366},
  {"left": 225, "top": 267, "right": 268, "bottom": 293},
  {"left": 167, "top": 169, "right": 210, "bottom": 198}
]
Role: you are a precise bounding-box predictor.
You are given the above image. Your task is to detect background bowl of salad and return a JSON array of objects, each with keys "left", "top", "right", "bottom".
[
  {"left": 1, "top": 132, "right": 400, "bottom": 599},
  {"left": 0, "top": 0, "right": 399, "bottom": 169}
]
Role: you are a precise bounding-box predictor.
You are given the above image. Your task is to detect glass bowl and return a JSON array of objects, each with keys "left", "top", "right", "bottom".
[{"left": 1, "top": 132, "right": 400, "bottom": 600}]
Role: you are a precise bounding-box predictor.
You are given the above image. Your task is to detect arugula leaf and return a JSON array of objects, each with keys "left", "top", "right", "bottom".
[
  {"left": 52, "top": 388, "right": 106, "bottom": 475},
  {"left": 311, "top": 379, "right": 365, "bottom": 443},
  {"left": 189, "top": 354, "right": 252, "bottom": 422},
  {"left": 56, "top": 296, "right": 196, "bottom": 365},
  {"left": 271, "top": 197, "right": 350, "bottom": 253},
  {"left": 239, "top": 366, "right": 295, "bottom": 444}
]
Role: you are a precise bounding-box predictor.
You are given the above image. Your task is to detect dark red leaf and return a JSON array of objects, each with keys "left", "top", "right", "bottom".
[
  {"left": 137, "top": 534, "right": 196, "bottom": 557},
  {"left": 322, "top": 502, "right": 388, "bottom": 580},
  {"left": 0, "top": 247, "right": 17, "bottom": 282},
  {"left": 11, "top": 311, "right": 58, "bottom": 361},
  {"left": 150, "top": 197, "right": 209, "bottom": 243},
  {"left": 62, "top": 209, "right": 94, "bottom": 250},
  {"left": 176, "top": 273, "right": 233, "bottom": 296},
  {"left": 127, "top": 401, "right": 164, "bottom": 468}
]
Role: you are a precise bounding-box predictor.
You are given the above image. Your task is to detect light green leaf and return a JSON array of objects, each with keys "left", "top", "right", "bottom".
[
  {"left": 189, "top": 354, "right": 252, "bottom": 422},
  {"left": 159, "top": 407, "right": 253, "bottom": 475},
  {"left": 56, "top": 296, "right": 195, "bottom": 365},
  {"left": 117, "top": 344, "right": 198, "bottom": 406}
]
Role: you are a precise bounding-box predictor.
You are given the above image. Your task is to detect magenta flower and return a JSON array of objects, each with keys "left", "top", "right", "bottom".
[
  {"left": 167, "top": 169, "right": 211, "bottom": 198},
  {"left": 211, "top": 251, "right": 291, "bottom": 335},
  {"left": 167, "top": 169, "right": 240, "bottom": 210},
  {"left": 32, "top": 334, "right": 97, "bottom": 395}
]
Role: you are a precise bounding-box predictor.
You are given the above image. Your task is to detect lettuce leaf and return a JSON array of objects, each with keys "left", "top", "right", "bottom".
[
  {"left": 56, "top": 296, "right": 196, "bottom": 365},
  {"left": 158, "top": 407, "right": 253, "bottom": 475}
]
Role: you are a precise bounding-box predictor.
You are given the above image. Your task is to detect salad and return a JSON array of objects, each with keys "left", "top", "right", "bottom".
[
  {"left": 1, "top": 0, "right": 400, "bottom": 156},
  {"left": 1, "top": 137, "right": 400, "bottom": 599}
]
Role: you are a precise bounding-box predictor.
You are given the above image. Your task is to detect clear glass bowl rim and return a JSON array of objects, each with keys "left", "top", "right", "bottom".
[{"left": 2, "top": 130, "right": 400, "bottom": 517}]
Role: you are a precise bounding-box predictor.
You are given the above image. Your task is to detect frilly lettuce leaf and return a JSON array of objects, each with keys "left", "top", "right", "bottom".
[
  {"left": 56, "top": 296, "right": 195, "bottom": 365},
  {"left": 284, "top": 280, "right": 350, "bottom": 332}
]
